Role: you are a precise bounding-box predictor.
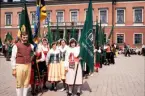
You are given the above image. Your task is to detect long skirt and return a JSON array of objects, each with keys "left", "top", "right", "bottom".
[
  {"left": 66, "top": 63, "right": 83, "bottom": 85},
  {"left": 95, "top": 52, "right": 101, "bottom": 68},
  {"left": 48, "top": 63, "right": 61, "bottom": 82},
  {"left": 60, "top": 61, "right": 66, "bottom": 80},
  {"left": 30, "top": 61, "right": 47, "bottom": 85}
]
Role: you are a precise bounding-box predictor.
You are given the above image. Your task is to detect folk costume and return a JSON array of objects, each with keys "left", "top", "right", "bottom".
[
  {"left": 65, "top": 38, "right": 82, "bottom": 96},
  {"left": 40, "top": 38, "right": 49, "bottom": 89},
  {"left": 30, "top": 44, "right": 45, "bottom": 92},
  {"left": 46, "top": 43, "right": 61, "bottom": 91},
  {"left": 58, "top": 40, "right": 68, "bottom": 91},
  {"left": 94, "top": 48, "right": 101, "bottom": 72},
  {"left": 105, "top": 44, "right": 111, "bottom": 65},
  {"left": 11, "top": 42, "right": 34, "bottom": 96}
]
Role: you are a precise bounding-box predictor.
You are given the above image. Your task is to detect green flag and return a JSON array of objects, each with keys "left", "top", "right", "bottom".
[
  {"left": 63, "top": 26, "right": 68, "bottom": 44},
  {"left": 5, "top": 32, "right": 13, "bottom": 42},
  {"left": 0, "top": 38, "right": 2, "bottom": 48},
  {"left": 71, "top": 24, "right": 77, "bottom": 40},
  {"left": 95, "top": 20, "right": 99, "bottom": 49},
  {"left": 102, "top": 27, "right": 105, "bottom": 46},
  {"left": 107, "top": 25, "right": 114, "bottom": 43},
  {"left": 56, "top": 16, "right": 60, "bottom": 41},
  {"left": 47, "top": 21, "right": 53, "bottom": 47},
  {"left": 19, "top": 0, "right": 33, "bottom": 44},
  {"left": 79, "top": 0, "right": 94, "bottom": 72},
  {"left": 99, "top": 20, "right": 103, "bottom": 46}
]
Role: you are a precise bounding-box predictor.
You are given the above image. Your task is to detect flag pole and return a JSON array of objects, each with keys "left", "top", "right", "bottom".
[{"left": 72, "top": 62, "right": 79, "bottom": 96}]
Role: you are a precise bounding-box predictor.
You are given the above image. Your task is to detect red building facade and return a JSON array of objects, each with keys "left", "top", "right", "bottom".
[{"left": 0, "top": 0, "right": 145, "bottom": 47}]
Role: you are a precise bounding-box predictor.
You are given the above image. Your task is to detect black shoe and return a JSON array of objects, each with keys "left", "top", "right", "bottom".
[
  {"left": 67, "top": 93, "right": 72, "bottom": 96},
  {"left": 77, "top": 93, "right": 81, "bottom": 96},
  {"left": 43, "top": 85, "right": 48, "bottom": 90},
  {"left": 50, "top": 86, "right": 54, "bottom": 91}
]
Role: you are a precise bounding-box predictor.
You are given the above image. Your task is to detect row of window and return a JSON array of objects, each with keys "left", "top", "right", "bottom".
[
  {"left": 116, "top": 33, "right": 143, "bottom": 44},
  {"left": 5, "top": 7, "right": 144, "bottom": 26}
]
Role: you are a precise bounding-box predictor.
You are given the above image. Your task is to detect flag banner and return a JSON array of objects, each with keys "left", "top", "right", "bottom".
[
  {"left": 5, "top": 32, "right": 13, "bottom": 43},
  {"left": 37, "top": 0, "right": 47, "bottom": 21},
  {"left": 95, "top": 20, "right": 99, "bottom": 49},
  {"left": 0, "top": 38, "right": 2, "bottom": 48},
  {"left": 33, "top": 4, "right": 40, "bottom": 44},
  {"left": 47, "top": 20, "right": 53, "bottom": 47},
  {"left": 98, "top": 20, "right": 103, "bottom": 47},
  {"left": 33, "top": 0, "right": 47, "bottom": 44},
  {"left": 55, "top": 16, "right": 60, "bottom": 41},
  {"left": 107, "top": 25, "right": 114, "bottom": 42},
  {"left": 71, "top": 24, "right": 77, "bottom": 40},
  {"left": 79, "top": 0, "right": 94, "bottom": 72},
  {"left": 18, "top": 1, "right": 33, "bottom": 44}
]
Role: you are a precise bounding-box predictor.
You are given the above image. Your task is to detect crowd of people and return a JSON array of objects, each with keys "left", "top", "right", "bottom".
[{"left": 0, "top": 32, "right": 144, "bottom": 96}]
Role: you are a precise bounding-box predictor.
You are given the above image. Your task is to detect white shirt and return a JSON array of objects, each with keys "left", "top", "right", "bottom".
[
  {"left": 36, "top": 45, "right": 45, "bottom": 62},
  {"left": 11, "top": 44, "right": 34, "bottom": 69},
  {"left": 59, "top": 45, "right": 68, "bottom": 53}
]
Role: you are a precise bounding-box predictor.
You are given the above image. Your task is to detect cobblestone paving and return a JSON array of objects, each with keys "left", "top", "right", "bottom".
[{"left": 0, "top": 55, "right": 144, "bottom": 96}]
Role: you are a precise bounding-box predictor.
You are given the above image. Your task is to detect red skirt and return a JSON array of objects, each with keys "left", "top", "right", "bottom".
[{"left": 95, "top": 62, "right": 100, "bottom": 68}]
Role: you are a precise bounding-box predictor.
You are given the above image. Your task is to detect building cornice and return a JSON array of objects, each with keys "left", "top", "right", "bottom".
[{"left": 0, "top": 0, "right": 145, "bottom": 8}]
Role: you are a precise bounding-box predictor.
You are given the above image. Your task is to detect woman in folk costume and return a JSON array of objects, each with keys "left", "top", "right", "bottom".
[
  {"left": 46, "top": 42, "right": 61, "bottom": 91},
  {"left": 40, "top": 38, "right": 50, "bottom": 89},
  {"left": 59, "top": 39, "right": 68, "bottom": 91},
  {"left": 30, "top": 43, "right": 45, "bottom": 94},
  {"left": 94, "top": 47, "right": 101, "bottom": 72},
  {"left": 65, "top": 38, "right": 82, "bottom": 96}
]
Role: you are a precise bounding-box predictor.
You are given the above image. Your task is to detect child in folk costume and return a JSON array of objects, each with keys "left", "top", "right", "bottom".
[
  {"left": 59, "top": 39, "right": 68, "bottom": 91},
  {"left": 65, "top": 38, "right": 82, "bottom": 96},
  {"left": 46, "top": 42, "right": 61, "bottom": 91}
]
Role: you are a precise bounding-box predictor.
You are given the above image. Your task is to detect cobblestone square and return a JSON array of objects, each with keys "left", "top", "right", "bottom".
[{"left": 0, "top": 55, "right": 144, "bottom": 96}]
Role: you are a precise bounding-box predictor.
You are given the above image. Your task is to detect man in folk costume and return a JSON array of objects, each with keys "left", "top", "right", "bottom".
[
  {"left": 58, "top": 39, "right": 68, "bottom": 91},
  {"left": 46, "top": 42, "right": 61, "bottom": 91},
  {"left": 65, "top": 38, "right": 82, "bottom": 96},
  {"left": 11, "top": 32, "right": 34, "bottom": 96},
  {"left": 105, "top": 43, "right": 111, "bottom": 65}
]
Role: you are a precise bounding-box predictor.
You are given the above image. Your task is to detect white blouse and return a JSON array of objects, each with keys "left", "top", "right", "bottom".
[{"left": 64, "top": 46, "right": 80, "bottom": 68}]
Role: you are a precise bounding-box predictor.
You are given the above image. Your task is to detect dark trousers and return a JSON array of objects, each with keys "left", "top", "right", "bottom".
[
  {"left": 83, "top": 64, "right": 90, "bottom": 77},
  {"left": 110, "top": 52, "right": 115, "bottom": 64},
  {"left": 125, "top": 50, "right": 130, "bottom": 57},
  {"left": 106, "top": 52, "right": 111, "bottom": 64},
  {"left": 142, "top": 48, "right": 145, "bottom": 56}
]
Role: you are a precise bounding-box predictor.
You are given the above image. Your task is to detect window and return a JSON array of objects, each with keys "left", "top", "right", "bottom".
[
  {"left": 57, "top": 11, "right": 64, "bottom": 23},
  {"left": 99, "top": 9, "right": 107, "bottom": 24},
  {"left": 71, "top": 11, "right": 78, "bottom": 22},
  {"left": 134, "top": 34, "right": 143, "bottom": 44},
  {"left": 117, "top": 34, "right": 124, "bottom": 44},
  {"left": 31, "top": 12, "right": 36, "bottom": 25},
  {"left": 134, "top": 8, "right": 143, "bottom": 23},
  {"left": 18, "top": 12, "right": 21, "bottom": 25},
  {"left": 116, "top": 9, "right": 125, "bottom": 24},
  {"left": 5, "top": 12, "right": 12, "bottom": 26},
  {"left": 44, "top": 11, "right": 51, "bottom": 25}
]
